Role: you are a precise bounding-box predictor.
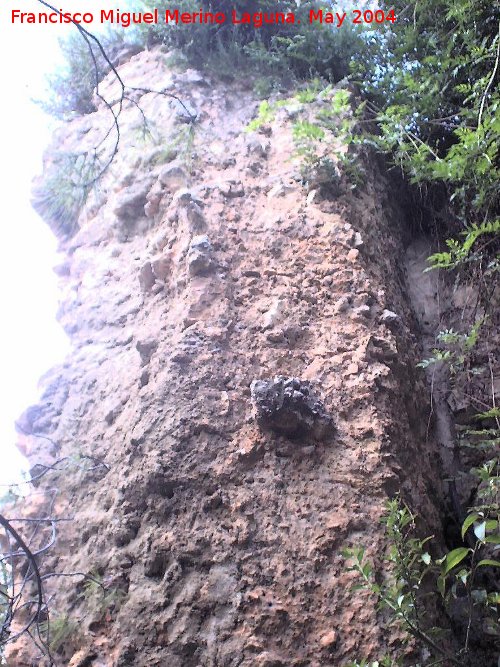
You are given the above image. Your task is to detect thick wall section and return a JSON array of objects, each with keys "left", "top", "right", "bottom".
[{"left": 14, "top": 50, "right": 444, "bottom": 666}]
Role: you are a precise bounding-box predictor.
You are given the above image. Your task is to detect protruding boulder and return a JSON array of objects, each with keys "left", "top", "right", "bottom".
[
  {"left": 246, "top": 135, "right": 270, "bottom": 158},
  {"left": 218, "top": 180, "right": 245, "bottom": 198},
  {"left": 187, "top": 235, "right": 212, "bottom": 276},
  {"left": 250, "top": 376, "right": 333, "bottom": 440},
  {"left": 379, "top": 309, "right": 401, "bottom": 326}
]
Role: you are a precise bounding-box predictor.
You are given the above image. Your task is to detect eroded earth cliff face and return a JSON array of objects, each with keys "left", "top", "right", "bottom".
[{"left": 13, "top": 49, "right": 448, "bottom": 666}]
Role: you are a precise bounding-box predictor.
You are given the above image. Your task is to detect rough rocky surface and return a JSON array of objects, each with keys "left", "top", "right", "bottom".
[{"left": 11, "top": 49, "right": 453, "bottom": 667}]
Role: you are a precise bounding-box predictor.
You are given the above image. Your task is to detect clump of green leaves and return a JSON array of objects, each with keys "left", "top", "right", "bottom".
[
  {"left": 138, "top": 0, "right": 366, "bottom": 83},
  {"left": 288, "top": 87, "right": 355, "bottom": 187},
  {"left": 354, "top": 0, "right": 499, "bottom": 270},
  {"left": 246, "top": 85, "right": 356, "bottom": 190},
  {"left": 246, "top": 99, "right": 287, "bottom": 132},
  {"left": 417, "top": 320, "right": 483, "bottom": 372},
  {"left": 427, "top": 221, "right": 500, "bottom": 271},
  {"left": 0, "top": 559, "right": 12, "bottom": 662},
  {"left": 344, "top": 501, "right": 439, "bottom": 661},
  {"left": 39, "top": 614, "right": 78, "bottom": 653},
  {"left": 344, "top": 486, "right": 500, "bottom": 666}
]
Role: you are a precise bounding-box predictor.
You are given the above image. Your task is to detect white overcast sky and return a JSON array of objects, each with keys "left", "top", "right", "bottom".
[{"left": 0, "top": 1, "right": 113, "bottom": 484}]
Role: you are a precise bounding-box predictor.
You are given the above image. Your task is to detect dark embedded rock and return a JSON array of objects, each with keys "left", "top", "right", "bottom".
[
  {"left": 218, "top": 180, "right": 245, "bottom": 198},
  {"left": 105, "top": 400, "right": 125, "bottom": 426},
  {"left": 110, "top": 43, "right": 142, "bottom": 66},
  {"left": 112, "top": 518, "right": 140, "bottom": 547},
  {"left": 250, "top": 376, "right": 333, "bottom": 440},
  {"left": 181, "top": 201, "right": 207, "bottom": 232},
  {"left": 187, "top": 235, "right": 213, "bottom": 276},
  {"left": 144, "top": 551, "right": 168, "bottom": 579},
  {"left": 136, "top": 337, "right": 159, "bottom": 366},
  {"left": 139, "top": 369, "right": 150, "bottom": 387},
  {"left": 28, "top": 463, "right": 47, "bottom": 488},
  {"left": 203, "top": 491, "right": 223, "bottom": 512}
]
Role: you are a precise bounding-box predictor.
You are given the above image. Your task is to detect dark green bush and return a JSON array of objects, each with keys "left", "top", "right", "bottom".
[
  {"left": 354, "top": 0, "right": 500, "bottom": 238},
  {"left": 139, "top": 0, "right": 366, "bottom": 83}
]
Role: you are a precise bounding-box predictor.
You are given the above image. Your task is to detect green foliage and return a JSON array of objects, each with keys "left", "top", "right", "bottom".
[
  {"left": 427, "top": 220, "right": 500, "bottom": 270},
  {"left": 290, "top": 87, "right": 357, "bottom": 188},
  {"left": 39, "top": 614, "right": 78, "bottom": 653},
  {"left": 246, "top": 99, "right": 281, "bottom": 132},
  {"left": 253, "top": 75, "right": 281, "bottom": 99},
  {"left": 80, "top": 571, "right": 125, "bottom": 618},
  {"left": 0, "top": 559, "right": 11, "bottom": 662},
  {"left": 417, "top": 319, "right": 483, "bottom": 372},
  {"left": 292, "top": 119, "right": 326, "bottom": 143},
  {"left": 246, "top": 83, "right": 356, "bottom": 190},
  {"left": 344, "top": 487, "right": 500, "bottom": 665},
  {"left": 31, "top": 152, "right": 101, "bottom": 239},
  {"left": 41, "top": 30, "right": 133, "bottom": 119},
  {"left": 354, "top": 0, "right": 500, "bottom": 270},
  {"left": 138, "top": 0, "right": 366, "bottom": 82},
  {"left": 344, "top": 500, "right": 433, "bottom": 640}
]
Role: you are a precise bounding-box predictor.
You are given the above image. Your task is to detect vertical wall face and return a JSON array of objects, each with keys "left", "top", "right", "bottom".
[{"left": 14, "top": 51, "right": 444, "bottom": 666}]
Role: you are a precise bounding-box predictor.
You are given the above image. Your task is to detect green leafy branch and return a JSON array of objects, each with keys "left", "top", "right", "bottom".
[{"left": 343, "top": 485, "right": 500, "bottom": 666}]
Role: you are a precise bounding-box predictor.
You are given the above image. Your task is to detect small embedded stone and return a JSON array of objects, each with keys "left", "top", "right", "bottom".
[
  {"left": 151, "top": 253, "right": 173, "bottom": 281},
  {"left": 136, "top": 338, "right": 158, "bottom": 366},
  {"left": 380, "top": 309, "right": 400, "bottom": 325},
  {"left": 319, "top": 630, "right": 338, "bottom": 648},
  {"left": 182, "top": 201, "right": 207, "bottom": 232},
  {"left": 352, "top": 305, "right": 371, "bottom": 320},
  {"left": 334, "top": 296, "right": 350, "bottom": 314},
  {"left": 139, "top": 369, "right": 150, "bottom": 387},
  {"left": 268, "top": 182, "right": 293, "bottom": 198},
  {"left": 114, "top": 178, "right": 153, "bottom": 222},
  {"left": 218, "top": 180, "right": 245, "bottom": 198}
]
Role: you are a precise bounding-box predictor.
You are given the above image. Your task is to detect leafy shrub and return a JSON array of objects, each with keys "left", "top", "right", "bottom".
[
  {"left": 138, "top": 0, "right": 366, "bottom": 83},
  {"left": 41, "top": 29, "right": 136, "bottom": 119},
  {"left": 31, "top": 152, "right": 101, "bottom": 239},
  {"left": 38, "top": 614, "right": 78, "bottom": 653},
  {"left": 354, "top": 0, "right": 500, "bottom": 257},
  {"left": 344, "top": 488, "right": 500, "bottom": 666},
  {"left": 247, "top": 83, "right": 354, "bottom": 190}
]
